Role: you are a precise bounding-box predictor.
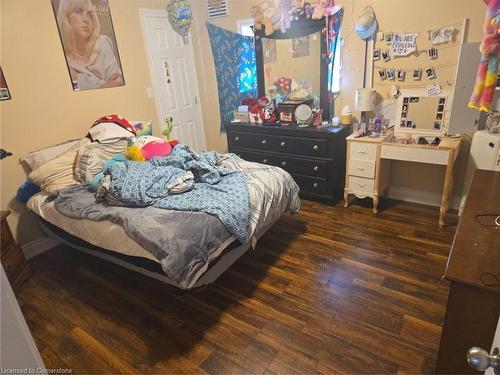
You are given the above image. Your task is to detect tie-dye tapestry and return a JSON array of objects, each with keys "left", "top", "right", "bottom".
[{"left": 206, "top": 22, "right": 257, "bottom": 131}]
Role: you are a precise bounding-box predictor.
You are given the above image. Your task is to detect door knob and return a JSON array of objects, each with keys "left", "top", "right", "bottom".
[{"left": 467, "top": 346, "right": 500, "bottom": 372}]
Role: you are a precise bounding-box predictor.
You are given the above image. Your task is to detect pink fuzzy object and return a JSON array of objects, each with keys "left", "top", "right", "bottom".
[{"left": 135, "top": 136, "right": 172, "bottom": 159}]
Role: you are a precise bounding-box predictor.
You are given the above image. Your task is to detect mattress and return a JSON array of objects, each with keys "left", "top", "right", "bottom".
[{"left": 28, "top": 193, "right": 237, "bottom": 263}]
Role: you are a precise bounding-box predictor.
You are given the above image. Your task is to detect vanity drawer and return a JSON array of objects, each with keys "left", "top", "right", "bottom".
[
  {"left": 350, "top": 141, "right": 378, "bottom": 161},
  {"left": 349, "top": 159, "right": 375, "bottom": 179},
  {"left": 229, "top": 132, "right": 276, "bottom": 151},
  {"left": 275, "top": 156, "right": 328, "bottom": 177},
  {"left": 276, "top": 137, "right": 328, "bottom": 158},
  {"left": 381, "top": 145, "right": 449, "bottom": 165},
  {"left": 232, "top": 148, "right": 275, "bottom": 165},
  {"left": 348, "top": 176, "right": 375, "bottom": 196},
  {"left": 292, "top": 175, "right": 329, "bottom": 195}
]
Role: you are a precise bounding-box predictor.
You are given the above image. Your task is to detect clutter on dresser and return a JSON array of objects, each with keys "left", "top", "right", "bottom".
[
  {"left": 278, "top": 99, "right": 314, "bottom": 125},
  {"left": 355, "top": 88, "right": 376, "bottom": 132}
]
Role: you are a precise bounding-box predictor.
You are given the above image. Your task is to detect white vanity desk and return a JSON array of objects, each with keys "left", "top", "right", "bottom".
[{"left": 344, "top": 91, "right": 462, "bottom": 227}]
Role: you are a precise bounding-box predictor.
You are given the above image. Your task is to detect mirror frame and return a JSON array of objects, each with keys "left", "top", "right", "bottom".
[
  {"left": 394, "top": 88, "right": 451, "bottom": 136},
  {"left": 254, "top": 19, "right": 330, "bottom": 121}
]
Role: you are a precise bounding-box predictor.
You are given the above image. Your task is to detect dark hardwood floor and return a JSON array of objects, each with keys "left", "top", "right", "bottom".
[{"left": 15, "top": 199, "right": 457, "bottom": 374}]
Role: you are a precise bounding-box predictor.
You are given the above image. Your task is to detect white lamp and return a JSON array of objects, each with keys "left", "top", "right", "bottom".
[{"left": 355, "top": 88, "right": 376, "bottom": 131}]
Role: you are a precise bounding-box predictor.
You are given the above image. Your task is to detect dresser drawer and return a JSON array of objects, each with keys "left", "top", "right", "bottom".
[
  {"left": 348, "top": 176, "right": 375, "bottom": 196},
  {"left": 381, "top": 145, "right": 449, "bottom": 165},
  {"left": 228, "top": 132, "right": 276, "bottom": 151},
  {"left": 292, "top": 175, "right": 328, "bottom": 195},
  {"left": 349, "top": 159, "right": 375, "bottom": 179},
  {"left": 275, "top": 156, "right": 328, "bottom": 178},
  {"left": 232, "top": 148, "right": 275, "bottom": 165},
  {"left": 1, "top": 244, "right": 25, "bottom": 281},
  {"left": 350, "top": 141, "right": 377, "bottom": 161},
  {"left": 277, "top": 137, "right": 328, "bottom": 158}
]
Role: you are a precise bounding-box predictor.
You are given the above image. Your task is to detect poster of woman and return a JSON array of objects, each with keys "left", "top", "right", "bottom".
[
  {"left": 0, "top": 66, "right": 11, "bottom": 101},
  {"left": 51, "top": 0, "right": 125, "bottom": 91}
]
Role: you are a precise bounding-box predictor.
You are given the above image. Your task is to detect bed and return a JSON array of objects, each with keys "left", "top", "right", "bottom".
[{"left": 27, "top": 153, "right": 300, "bottom": 290}]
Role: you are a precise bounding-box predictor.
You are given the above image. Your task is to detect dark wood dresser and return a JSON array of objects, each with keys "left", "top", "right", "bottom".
[
  {"left": 224, "top": 122, "right": 350, "bottom": 203},
  {"left": 1, "top": 211, "right": 32, "bottom": 290},
  {"left": 435, "top": 170, "right": 500, "bottom": 373}
]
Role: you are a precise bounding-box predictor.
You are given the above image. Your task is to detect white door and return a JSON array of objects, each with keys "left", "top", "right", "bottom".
[{"left": 140, "top": 9, "right": 206, "bottom": 151}]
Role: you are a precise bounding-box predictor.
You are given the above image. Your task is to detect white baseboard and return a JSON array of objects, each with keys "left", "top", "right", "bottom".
[
  {"left": 21, "top": 236, "right": 61, "bottom": 259},
  {"left": 386, "top": 186, "right": 461, "bottom": 210}
]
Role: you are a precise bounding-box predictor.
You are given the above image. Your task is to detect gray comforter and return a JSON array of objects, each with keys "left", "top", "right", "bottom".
[
  {"left": 53, "top": 185, "right": 232, "bottom": 289},
  {"left": 49, "top": 154, "right": 301, "bottom": 289}
]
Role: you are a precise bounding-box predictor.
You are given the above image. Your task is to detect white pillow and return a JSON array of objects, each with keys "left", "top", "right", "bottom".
[
  {"left": 28, "top": 139, "right": 90, "bottom": 193},
  {"left": 20, "top": 139, "right": 80, "bottom": 172},
  {"left": 74, "top": 139, "right": 128, "bottom": 183}
]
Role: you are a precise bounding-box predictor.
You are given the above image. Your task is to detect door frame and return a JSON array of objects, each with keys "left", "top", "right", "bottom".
[{"left": 139, "top": 8, "right": 206, "bottom": 150}]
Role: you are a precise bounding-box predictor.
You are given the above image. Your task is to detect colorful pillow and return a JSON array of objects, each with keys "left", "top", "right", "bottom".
[
  {"left": 28, "top": 139, "right": 89, "bottom": 193},
  {"left": 131, "top": 120, "right": 153, "bottom": 137},
  {"left": 20, "top": 139, "right": 80, "bottom": 172},
  {"left": 74, "top": 139, "right": 128, "bottom": 183},
  {"left": 127, "top": 136, "right": 172, "bottom": 161}
]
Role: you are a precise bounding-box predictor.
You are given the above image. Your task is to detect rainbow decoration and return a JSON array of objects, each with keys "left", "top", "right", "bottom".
[{"left": 469, "top": 0, "right": 500, "bottom": 112}]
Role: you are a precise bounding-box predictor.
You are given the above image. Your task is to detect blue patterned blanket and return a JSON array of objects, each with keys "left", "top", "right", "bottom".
[{"left": 106, "top": 145, "right": 250, "bottom": 243}]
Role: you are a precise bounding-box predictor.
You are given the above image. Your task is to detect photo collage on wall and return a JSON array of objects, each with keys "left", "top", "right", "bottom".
[
  {"left": 399, "top": 97, "right": 446, "bottom": 130},
  {"left": 50, "top": 0, "right": 125, "bottom": 91}
]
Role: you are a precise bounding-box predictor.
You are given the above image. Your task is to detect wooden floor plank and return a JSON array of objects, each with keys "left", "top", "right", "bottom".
[{"left": 15, "top": 199, "right": 455, "bottom": 374}]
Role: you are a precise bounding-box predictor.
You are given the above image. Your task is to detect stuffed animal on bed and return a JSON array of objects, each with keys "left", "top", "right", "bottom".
[
  {"left": 127, "top": 136, "right": 173, "bottom": 161},
  {"left": 469, "top": 0, "right": 500, "bottom": 112}
]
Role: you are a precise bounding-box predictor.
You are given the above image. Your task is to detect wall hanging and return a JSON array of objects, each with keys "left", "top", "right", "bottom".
[
  {"left": 469, "top": 0, "right": 500, "bottom": 112},
  {"left": 206, "top": 22, "right": 257, "bottom": 131},
  {"left": 50, "top": 0, "right": 125, "bottom": 91},
  {"left": 208, "top": 0, "right": 229, "bottom": 19},
  {"left": 0, "top": 66, "right": 11, "bottom": 101},
  {"left": 167, "top": 0, "right": 193, "bottom": 44}
]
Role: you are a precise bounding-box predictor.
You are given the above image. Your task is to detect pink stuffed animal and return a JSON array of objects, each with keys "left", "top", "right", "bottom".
[{"left": 311, "top": 0, "right": 326, "bottom": 19}]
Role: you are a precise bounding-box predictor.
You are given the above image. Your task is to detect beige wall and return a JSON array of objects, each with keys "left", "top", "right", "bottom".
[{"left": 0, "top": 0, "right": 166, "bottom": 244}]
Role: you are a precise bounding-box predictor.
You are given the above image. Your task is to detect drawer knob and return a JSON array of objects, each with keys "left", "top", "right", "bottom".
[
  {"left": 263, "top": 159, "right": 268, "bottom": 163},
  {"left": 357, "top": 167, "right": 366, "bottom": 171},
  {"left": 359, "top": 183, "right": 367, "bottom": 188},
  {"left": 234, "top": 136, "right": 240, "bottom": 141},
  {"left": 261, "top": 139, "right": 267, "bottom": 145},
  {"left": 313, "top": 166, "right": 319, "bottom": 172},
  {"left": 281, "top": 161, "right": 287, "bottom": 167},
  {"left": 280, "top": 141, "right": 286, "bottom": 147},
  {"left": 313, "top": 183, "right": 319, "bottom": 188},
  {"left": 313, "top": 145, "right": 320, "bottom": 151},
  {"left": 358, "top": 150, "right": 367, "bottom": 154}
]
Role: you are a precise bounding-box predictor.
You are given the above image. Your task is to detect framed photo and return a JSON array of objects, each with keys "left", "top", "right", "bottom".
[
  {"left": 397, "top": 70, "right": 406, "bottom": 81},
  {"left": 378, "top": 69, "right": 387, "bottom": 80},
  {"left": 50, "top": 0, "right": 125, "bottom": 91},
  {"left": 292, "top": 36, "right": 310, "bottom": 58},
  {"left": 428, "top": 47, "right": 438, "bottom": 60},
  {"left": 434, "top": 121, "right": 442, "bottom": 130},
  {"left": 373, "top": 49, "right": 381, "bottom": 61},
  {"left": 263, "top": 39, "right": 277, "bottom": 63},
  {"left": 426, "top": 67, "right": 436, "bottom": 80},
  {"left": 413, "top": 69, "right": 422, "bottom": 81},
  {"left": 0, "top": 66, "right": 11, "bottom": 101},
  {"left": 382, "top": 50, "right": 391, "bottom": 62},
  {"left": 385, "top": 33, "right": 393, "bottom": 45},
  {"left": 386, "top": 69, "right": 395, "bottom": 80}
]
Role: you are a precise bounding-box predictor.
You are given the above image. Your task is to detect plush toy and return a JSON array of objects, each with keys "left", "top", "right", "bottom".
[
  {"left": 304, "top": 2, "right": 313, "bottom": 18},
  {"left": 250, "top": 5, "right": 264, "bottom": 31},
  {"left": 127, "top": 136, "right": 173, "bottom": 161},
  {"left": 280, "top": 0, "right": 292, "bottom": 33},
  {"left": 469, "top": 0, "right": 500, "bottom": 112},
  {"left": 291, "top": 0, "right": 304, "bottom": 20},
  {"left": 311, "top": 0, "right": 326, "bottom": 19},
  {"left": 260, "top": 0, "right": 283, "bottom": 35}
]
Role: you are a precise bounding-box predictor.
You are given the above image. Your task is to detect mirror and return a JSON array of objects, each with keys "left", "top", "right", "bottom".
[
  {"left": 254, "top": 18, "right": 329, "bottom": 122},
  {"left": 396, "top": 94, "right": 448, "bottom": 134},
  {"left": 262, "top": 32, "right": 321, "bottom": 107}
]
